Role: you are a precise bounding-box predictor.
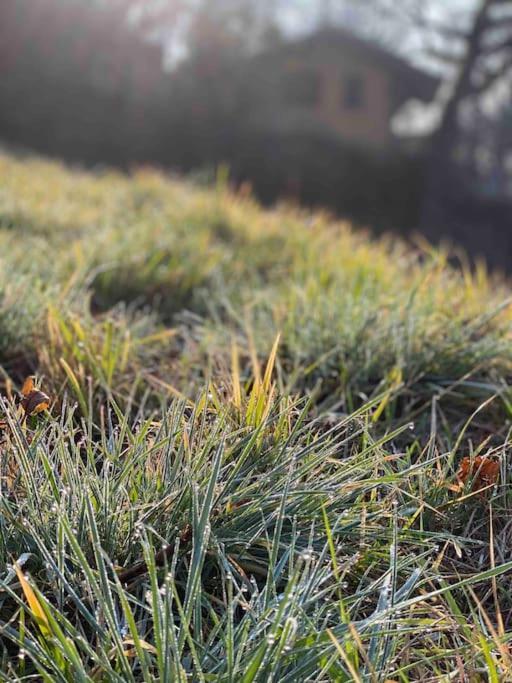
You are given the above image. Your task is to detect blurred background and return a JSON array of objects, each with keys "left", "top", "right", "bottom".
[{"left": 2, "top": 0, "right": 512, "bottom": 267}]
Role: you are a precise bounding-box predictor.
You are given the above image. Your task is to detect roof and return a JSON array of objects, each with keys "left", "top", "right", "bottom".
[{"left": 261, "top": 27, "right": 440, "bottom": 104}]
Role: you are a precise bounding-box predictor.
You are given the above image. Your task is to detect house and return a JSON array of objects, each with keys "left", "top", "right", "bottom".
[{"left": 243, "top": 28, "right": 440, "bottom": 152}]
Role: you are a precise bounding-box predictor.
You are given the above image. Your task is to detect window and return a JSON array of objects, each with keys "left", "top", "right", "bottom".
[
  {"left": 343, "top": 74, "right": 364, "bottom": 109},
  {"left": 284, "top": 69, "right": 320, "bottom": 107}
]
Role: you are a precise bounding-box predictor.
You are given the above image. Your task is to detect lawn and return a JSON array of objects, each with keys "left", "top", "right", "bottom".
[{"left": 1, "top": 151, "right": 512, "bottom": 681}]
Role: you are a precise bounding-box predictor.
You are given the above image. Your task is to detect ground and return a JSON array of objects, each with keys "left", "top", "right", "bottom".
[{"left": 0, "top": 151, "right": 512, "bottom": 680}]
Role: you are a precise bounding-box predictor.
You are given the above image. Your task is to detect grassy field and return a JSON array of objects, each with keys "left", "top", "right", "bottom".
[{"left": 1, "top": 151, "right": 512, "bottom": 681}]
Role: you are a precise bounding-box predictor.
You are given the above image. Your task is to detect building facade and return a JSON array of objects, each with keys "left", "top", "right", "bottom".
[{"left": 244, "top": 28, "right": 439, "bottom": 151}]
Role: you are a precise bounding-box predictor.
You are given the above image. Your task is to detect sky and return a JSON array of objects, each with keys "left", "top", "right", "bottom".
[
  {"left": 280, "top": 0, "right": 476, "bottom": 69},
  {"left": 138, "top": 0, "right": 476, "bottom": 73}
]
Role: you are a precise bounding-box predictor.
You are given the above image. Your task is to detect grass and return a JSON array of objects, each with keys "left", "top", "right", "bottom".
[{"left": 1, "top": 151, "right": 512, "bottom": 680}]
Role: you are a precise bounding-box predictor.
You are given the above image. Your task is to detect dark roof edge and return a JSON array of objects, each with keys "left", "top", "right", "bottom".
[{"left": 267, "top": 26, "right": 440, "bottom": 90}]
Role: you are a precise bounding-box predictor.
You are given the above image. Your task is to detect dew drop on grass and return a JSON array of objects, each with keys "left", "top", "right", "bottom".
[{"left": 300, "top": 548, "right": 314, "bottom": 562}]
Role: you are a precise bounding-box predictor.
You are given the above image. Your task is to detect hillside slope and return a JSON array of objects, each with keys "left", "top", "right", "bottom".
[{"left": 1, "top": 152, "right": 512, "bottom": 680}]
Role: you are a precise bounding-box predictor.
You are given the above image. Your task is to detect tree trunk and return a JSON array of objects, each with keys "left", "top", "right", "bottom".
[{"left": 420, "top": 0, "right": 493, "bottom": 236}]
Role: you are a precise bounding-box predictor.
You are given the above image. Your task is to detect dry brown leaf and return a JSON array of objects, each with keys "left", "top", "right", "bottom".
[
  {"left": 20, "top": 376, "right": 35, "bottom": 398},
  {"left": 457, "top": 456, "right": 500, "bottom": 493},
  {"left": 20, "top": 377, "right": 50, "bottom": 417}
]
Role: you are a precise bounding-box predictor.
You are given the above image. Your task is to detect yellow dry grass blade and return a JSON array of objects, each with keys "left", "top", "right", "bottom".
[
  {"left": 60, "top": 357, "right": 88, "bottom": 417},
  {"left": 122, "top": 638, "right": 158, "bottom": 656},
  {"left": 15, "top": 564, "right": 51, "bottom": 640},
  {"left": 372, "top": 366, "right": 402, "bottom": 423},
  {"left": 263, "top": 333, "right": 281, "bottom": 395},
  {"left": 135, "top": 328, "right": 178, "bottom": 347},
  {"left": 326, "top": 628, "right": 362, "bottom": 683},
  {"left": 245, "top": 319, "right": 261, "bottom": 385},
  {"left": 231, "top": 340, "right": 242, "bottom": 411},
  {"left": 246, "top": 333, "right": 281, "bottom": 427}
]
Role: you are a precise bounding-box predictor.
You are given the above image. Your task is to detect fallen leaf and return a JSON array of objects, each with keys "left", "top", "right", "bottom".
[
  {"left": 457, "top": 456, "right": 499, "bottom": 493},
  {"left": 20, "top": 377, "right": 50, "bottom": 416},
  {"left": 20, "top": 376, "right": 35, "bottom": 398},
  {"left": 122, "top": 638, "right": 157, "bottom": 655}
]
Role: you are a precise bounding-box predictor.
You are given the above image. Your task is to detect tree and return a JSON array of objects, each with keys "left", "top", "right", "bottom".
[
  {"left": 339, "top": 0, "right": 512, "bottom": 223},
  {"left": 107, "top": 0, "right": 281, "bottom": 67},
  {"left": 409, "top": 0, "right": 512, "bottom": 224}
]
